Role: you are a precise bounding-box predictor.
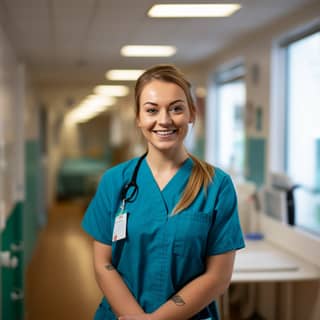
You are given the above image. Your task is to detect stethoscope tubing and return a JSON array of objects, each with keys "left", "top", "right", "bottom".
[{"left": 120, "top": 152, "right": 147, "bottom": 203}]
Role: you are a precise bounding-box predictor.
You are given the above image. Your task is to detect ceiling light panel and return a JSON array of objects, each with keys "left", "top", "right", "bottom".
[
  {"left": 66, "top": 95, "right": 116, "bottom": 123},
  {"left": 85, "top": 95, "right": 116, "bottom": 107},
  {"left": 106, "top": 69, "right": 145, "bottom": 81},
  {"left": 121, "top": 45, "right": 176, "bottom": 57},
  {"left": 94, "top": 85, "right": 129, "bottom": 97},
  {"left": 148, "top": 4, "right": 241, "bottom": 18}
]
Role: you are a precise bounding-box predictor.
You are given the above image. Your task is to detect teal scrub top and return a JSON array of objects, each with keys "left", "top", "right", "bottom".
[{"left": 82, "top": 157, "right": 245, "bottom": 320}]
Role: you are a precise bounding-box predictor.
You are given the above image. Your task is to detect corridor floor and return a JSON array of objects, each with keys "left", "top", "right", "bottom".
[{"left": 25, "top": 200, "right": 101, "bottom": 320}]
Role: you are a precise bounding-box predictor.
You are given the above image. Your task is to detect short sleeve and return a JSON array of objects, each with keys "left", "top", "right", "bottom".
[
  {"left": 81, "top": 172, "right": 113, "bottom": 245},
  {"left": 207, "top": 175, "right": 245, "bottom": 255}
]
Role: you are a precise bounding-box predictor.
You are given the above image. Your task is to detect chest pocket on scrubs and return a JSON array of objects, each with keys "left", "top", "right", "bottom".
[{"left": 172, "top": 210, "right": 212, "bottom": 257}]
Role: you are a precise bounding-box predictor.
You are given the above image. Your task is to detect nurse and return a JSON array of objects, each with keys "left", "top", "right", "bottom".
[{"left": 82, "top": 64, "right": 245, "bottom": 320}]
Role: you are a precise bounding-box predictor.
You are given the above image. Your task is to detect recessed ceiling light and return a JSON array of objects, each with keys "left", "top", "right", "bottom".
[
  {"left": 106, "top": 69, "right": 145, "bottom": 81},
  {"left": 148, "top": 4, "right": 241, "bottom": 18},
  {"left": 94, "top": 85, "right": 129, "bottom": 97},
  {"left": 85, "top": 95, "right": 116, "bottom": 107},
  {"left": 67, "top": 96, "right": 115, "bottom": 123},
  {"left": 121, "top": 45, "right": 176, "bottom": 57}
]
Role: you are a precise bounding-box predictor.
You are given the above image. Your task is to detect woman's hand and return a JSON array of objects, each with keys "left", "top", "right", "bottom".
[{"left": 118, "top": 314, "right": 152, "bottom": 320}]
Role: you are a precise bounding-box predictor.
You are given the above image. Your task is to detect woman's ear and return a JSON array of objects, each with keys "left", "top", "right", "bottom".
[
  {"left": 136, "top": 117, "right": 141, "bottom": 128},
  {"left": 189, "top": 111, "right": 196, "bottom": 124}
]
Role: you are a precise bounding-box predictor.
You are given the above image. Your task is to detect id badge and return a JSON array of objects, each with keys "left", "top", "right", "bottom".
[{"left": 112, "top": 212, "right": 127, "bottom": 242}]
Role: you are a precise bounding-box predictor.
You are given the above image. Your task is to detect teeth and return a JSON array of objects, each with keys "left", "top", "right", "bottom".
[{"left": 154, "top": 130, "right": 175, "bottom": 136}]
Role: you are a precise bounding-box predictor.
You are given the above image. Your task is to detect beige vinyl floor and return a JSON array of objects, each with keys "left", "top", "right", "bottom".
[{"left": 25, "top": 200, "right": 101, "bottom": 320}]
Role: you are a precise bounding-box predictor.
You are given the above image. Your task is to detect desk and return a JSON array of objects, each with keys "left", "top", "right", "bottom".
[
  {"left": 233, "top": 239, "right": 320, "bottom": 282},
  {"left": 225, "top": 239, "right": 320, "bottom": 320}
]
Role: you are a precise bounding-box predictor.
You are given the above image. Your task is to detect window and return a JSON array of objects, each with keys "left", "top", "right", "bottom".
[
  {"left": 216, "top": 80, "right": 245, "bottom": 176},
  {"left": 272, "top": 24, "right": 320, "bottom": 235},
  {"left": 206, "top": 63, "right": 246, "bottom": 179},
  {"left": 286, "top": 30, "right": 320, "bottom": 235}
]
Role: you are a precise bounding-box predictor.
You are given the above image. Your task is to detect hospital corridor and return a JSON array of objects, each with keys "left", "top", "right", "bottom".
[{"left": 1, "top": 1, "right": 320, "bottom": 320}]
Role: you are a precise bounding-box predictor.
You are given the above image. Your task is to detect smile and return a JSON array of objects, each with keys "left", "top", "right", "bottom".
[{"left": 152, "top": 129, "right": 177, "bottom": 137}]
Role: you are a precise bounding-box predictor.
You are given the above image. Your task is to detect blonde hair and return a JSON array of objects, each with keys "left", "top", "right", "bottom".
[
  {"left": 135, "top": 64, "right": 215, "bottom": 214},
  {"left": 173, "top": 153, "right": 214, "bottom": 215}
]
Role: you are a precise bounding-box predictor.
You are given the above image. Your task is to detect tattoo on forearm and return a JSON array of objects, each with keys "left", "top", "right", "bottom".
[
  {"left": 171, "top": 295, "right": 186, "bottom": 306},
  {"left": 105, "top": 264, "right": 115, "bottom": 271}
]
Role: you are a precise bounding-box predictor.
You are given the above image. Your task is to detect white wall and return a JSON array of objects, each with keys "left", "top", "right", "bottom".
[
  {"left": 0, "top": 22, "right": 23, "bottom": 227},
  {"left": 0, "top": 19, "right": 23, "bottom": 315},
  {"left": 35, "top": 85, "right": 91, "bottom": 204}
]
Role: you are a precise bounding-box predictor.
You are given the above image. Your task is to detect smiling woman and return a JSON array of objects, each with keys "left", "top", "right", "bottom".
[{"left": 81, "top": 64, "right": 245, "bottom": 320}]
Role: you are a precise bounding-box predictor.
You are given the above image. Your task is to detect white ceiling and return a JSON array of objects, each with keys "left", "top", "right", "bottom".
[{"left": 0, "top": 0, "right": 317, "bottom": 85}]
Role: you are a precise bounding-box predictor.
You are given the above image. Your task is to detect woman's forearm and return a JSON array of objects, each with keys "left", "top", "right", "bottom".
[
  {"left": 118, "top": 270, "right": 229, "bottom": 320},
  {"left": 95, "top": 262, "right": 144, "bottom": 316},
  {"left": 93, "top": 241, "right": 144, "bottom": 317},
  {"left": 149, "top": 252, "right": 235, "bottom": 320},
  {"left": 150, "top": 272, "right": 228, "bottom": 320}
]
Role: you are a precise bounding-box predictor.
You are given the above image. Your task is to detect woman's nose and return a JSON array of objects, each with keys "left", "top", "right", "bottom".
[{"left": 158, "top": 110, "right": 173, "bottom": 125}]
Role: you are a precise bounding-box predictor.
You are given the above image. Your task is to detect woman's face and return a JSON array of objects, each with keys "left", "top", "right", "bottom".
[{"left": 137, "top": 80, "right": 194, "bottom": 153}]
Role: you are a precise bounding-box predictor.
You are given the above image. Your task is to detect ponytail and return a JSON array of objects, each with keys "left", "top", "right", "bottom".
[{"left": 172, "top": 154, "right": 214, "bottom": 215}]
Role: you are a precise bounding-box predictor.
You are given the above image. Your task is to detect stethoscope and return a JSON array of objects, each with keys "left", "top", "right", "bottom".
[{"left": 120, "top": 152, "right": 147, "bottom": 205}]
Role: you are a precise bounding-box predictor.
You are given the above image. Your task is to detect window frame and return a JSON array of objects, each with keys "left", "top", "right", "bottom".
[
  {"left": 205, "top": 59, "right": 246, "bottom": 175},
  {"left": 270, "top": 18, "right": 320, "bottom": 176}
]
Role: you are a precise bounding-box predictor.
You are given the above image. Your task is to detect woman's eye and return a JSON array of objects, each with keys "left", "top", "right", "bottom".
[
  {"left": 146, "top": 108, "right": 157, "bottom": 114},
  {"left": 170, "top": 105, "right": 184, "bottom": 113}
]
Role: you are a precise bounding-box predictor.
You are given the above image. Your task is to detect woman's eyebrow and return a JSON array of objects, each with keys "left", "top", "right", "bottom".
[
  {"left": 168, "top": 99, "right": 186, "bottom": 106},
  {"left": 142, "top": 99, "right": 186, "bottom": 107},
  {"left": 143, "top": 101, "right": 158, "bottom": 106}
]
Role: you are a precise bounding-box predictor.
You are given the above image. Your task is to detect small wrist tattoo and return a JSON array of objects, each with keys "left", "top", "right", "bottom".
[
  {"left": 171, "top": 295, "right": 186, "bottom": 306},
  {"left": 105, "top": 264, "right": 115, "bottom": 271}
]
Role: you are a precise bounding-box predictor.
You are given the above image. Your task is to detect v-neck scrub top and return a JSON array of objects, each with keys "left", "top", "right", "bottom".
[{"left": 82, "top": 157, "right": 245, "bottom": 320}]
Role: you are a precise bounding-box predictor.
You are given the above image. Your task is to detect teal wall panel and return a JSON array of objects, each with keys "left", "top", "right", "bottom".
[
  {"left": 1, "top": 202, "right": 24, "bottom": 320},
  {"left": 246, "top": 137, "right": 266, "bottom": 187},
  {"left": 24, "top": 140, "right": 41, "bottom": 268}
]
